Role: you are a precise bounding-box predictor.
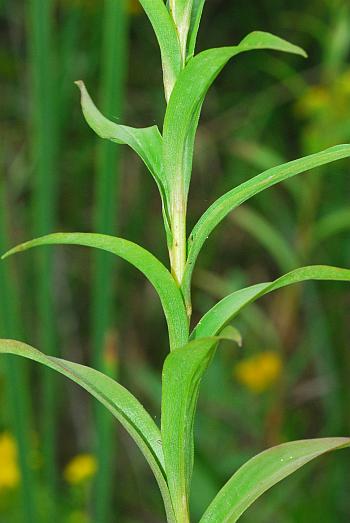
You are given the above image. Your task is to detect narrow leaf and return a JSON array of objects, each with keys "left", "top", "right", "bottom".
[
  {"left": 163, "top": 31, "right": 306, "bottom": 204},
  {"left": 75, "top": 81, "right": 172, "bottom": 242},
  {"left": 200, "top": 437, "right": 350, "bottom": 522},
  {"left": 2, "top": 233, "right": 189, "bottom": 351},
  {"left": 192, "top": 265, "right": 350, "bottom": 339},
  {"left": 168, "top": 0, "right": 193, "bottom": 61},
  {"left": 187, "top": 0, "right": 206, "bottom": 58},
  {"left": 183, "top": 144, "right": 350, "bottom": 303},
  {"left": 138, "top": 0, "right": 182, "bottom": 100},
  {"left": 0, "top": 339, "right": 176, "bottom": 523},
  {"left": 162, "top": 332, "right": 238, "bottom": 519}
]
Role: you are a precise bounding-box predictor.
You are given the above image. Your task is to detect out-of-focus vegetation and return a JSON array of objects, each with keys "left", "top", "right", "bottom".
[{"left": 1, "top": 0, "right": 350, "bottom": 521}]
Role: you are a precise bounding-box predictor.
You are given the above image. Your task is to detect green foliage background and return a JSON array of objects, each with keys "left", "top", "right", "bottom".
[{"left": 1, "top": 0, "right": 350, "bottom": 521}]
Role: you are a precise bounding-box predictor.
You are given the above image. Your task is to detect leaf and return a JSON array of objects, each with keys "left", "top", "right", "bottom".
[
  {"left": 192, "top": 265, "right": 350, "bottom": 339},
  {"left": 75, "top": 81, "right": 171, "bottom": 234},
  {"left": 200, "top": 437, "right": 350, "bottom": 522},
  {"left": 183, "top": 144, "right": 350, "bottom": 303},
  {"left": 138, "top": 0, "right": 182, "bottom": 100},
  {"left": 187, "top": 0, "right": 206, "bottom": 58},
  {"left": 168, "top": 0, "right": 193, "bottom": 61},
  {"left": 0, "top": 339, "right": 176, "bottom": 523},
  {"left": 161, "top": 332, "right": 239, "bottom": 519},
  {"left": 163, "top": 31, "right": 306, "bottom": 209},
  {"left": 2, "top": 233, "right": 189, "bottom": 351},
  {"left": 314, "top": 207, "right": 350, "bottom": 244}
]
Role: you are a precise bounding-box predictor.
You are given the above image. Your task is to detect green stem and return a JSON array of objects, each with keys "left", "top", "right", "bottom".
[
  {"left": 28, "top": 0, "right": 58, "bottom": 518},
  {"left": 91, "top": 1, "right": 128, "bottom": 521},
  {"left": 0, "top": 181, "right": 37, "bottom": 523},
  {"left": 170, "top": 183, "right": 187, "bottom": 288}
]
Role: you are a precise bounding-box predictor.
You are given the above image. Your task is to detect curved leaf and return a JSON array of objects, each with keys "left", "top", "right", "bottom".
[
  {"left": 2, "top": 233, "right": 189, "bottom": 351},
  {"left": 314, "top": 207, "right": 350, "bottom": 244},
  {"left": 183, "top": 144, "right": 350, "bottom": 303},
  {"left": 163, "top": 31, "right": 306, "bottom": 205},
  {"left": 76, "top": 81, "right": 172, "bottom": 244},
  {"left": 192, "top": 265, "right": 350, "bottom": 339},
  {"left": 138, "top": 0, "right": 182, "bottom": 100},
  {"left": 200, "top": 437, "right": 350, "bottom": 522},
  {"left": 0, "top": 339, "right": 176, "bottom": 523},
  {"left": 168, "top": 0, "right": 193, "bottom": 61},
  {"left": 161, "top": 331, "right": 238, "bottom": 520}
]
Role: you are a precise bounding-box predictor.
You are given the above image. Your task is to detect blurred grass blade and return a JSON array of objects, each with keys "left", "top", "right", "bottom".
[
  {"left": 0, "top": 183, "right": 37, "bottom": 523},
  {"left": 138, "top": 0, "right": 182, "bottom": 100},
  {"left": 162, "top": 332, "right": 239, "bottom": 520},
  {"left": 91, "top": 1, "right": 128, "bottom": 521},
  {"left": 233, "top": 207, "right": 299, "bottom": 272},
  {"left": 163, "top": 31, "right": 306, "bottom": 203},
  {"left": 0, "top": 340, "right": 176, "bottom": 523},
  {"left": 187, "top": 0, "right": 206, "bottom": 58},
  {"left": 2, "top": 233, "right": 189, "bottom": 351},
  {"left": 183, "top": 144, "right": 350, "bottom": 303},
  {"left": 28, "top": 0, "right": 58, "bottom": 516},
  {"left": 192, "top": 265, "right": 350, "bottom": 339},
  {"left": 314, "top": 207, "right": 350, "bottom": 244},
  {"left": 200, "top": 438, "right": 350, "bottom": 522}
]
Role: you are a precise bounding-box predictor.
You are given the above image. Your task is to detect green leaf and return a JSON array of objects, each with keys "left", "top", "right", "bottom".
[
  {"left": 75, "top": 81, "right": 171, "bottom": 234},
  {"left": 183, "top": 144, "right": 350, "bottom": 303},
  {"left": 0, "top": 339, "right": 176, "bottom": 523},
  {"left": 187, "top": 0, "right": 206, "bottom": 58},
  {"left": 168, "top": 0, "right": 193, "bottom": 61},
  {"left": 138, "top": 0, "right": 182, "bottom": 100},
  {"left": 200, "top": 437, "right": 350, "bottom": 522},
  {"left": 163, "top": 31, "right": 306, "bottom": 207},
  {"left": 192, "top": 265, "right": 350, "bottom": 339},
  {"left": 314, "top": 207, "right": 350, "bottom": 244},
  {"left": 162, "top": 332, "right": 238, "bottom": 520},
  {"left": 2, "top": 233, "right": 189, "bottom": 351}
]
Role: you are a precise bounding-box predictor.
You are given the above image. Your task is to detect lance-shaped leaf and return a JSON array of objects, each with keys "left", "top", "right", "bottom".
[
  {"left": 183, "top": 144, "right": 350, "bottom": 304},
  {"left": 161, "top": 331, "right": 238, "bottom": 520},
  {"left": 187, "top": 0, "right": 206, "bottom": 58},
  {"left": 191, "top": 265, "right": 350, "bottom": 339},
  {"left": 200, "top": 437, "right": 350, "bottom": 522},
  {"left": 2, "top": 233, "right": 189, "bottom": 351},
  {"left": 192, "top": 265, "right": 350, "bottom": 339},
  {"left": 0, "top": 339, "right": 176, "bottom": 522},
  {"left": 168, "top": 0, "right": 193, "bottom": 61},
  {"left": 139, "top": 0, "right": 182, "bottom": 100},
  {"left": 163, "top": 32, "right": 306, "bottom": 207}
]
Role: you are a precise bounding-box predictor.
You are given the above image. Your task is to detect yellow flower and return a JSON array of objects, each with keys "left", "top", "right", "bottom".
[
  {"left": 295, "top": 85, "right": 331, "bottom": 116},
  {"left": 64, "top": 454, "right": 97, "bottom": 485},
  {"left": 0, "top": 432, "right": 20, "bottom": 491},
  {"left": 234, "top": 351, "right": 282, "bottom": 393}
]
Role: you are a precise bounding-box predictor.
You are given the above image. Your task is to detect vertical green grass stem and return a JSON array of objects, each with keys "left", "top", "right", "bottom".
[{"left": 91, "top": 2, "right": 128, "bottom": 521}]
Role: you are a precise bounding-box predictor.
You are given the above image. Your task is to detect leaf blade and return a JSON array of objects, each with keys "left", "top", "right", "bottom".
[
  {"left": 163, "top": 31, "right": 306, "bottom": 203},
  {"left": 200, "top": 438, "right": 350, "bottom": 523},
  {"left": 138, "top": 0, "right": 182, "bottom": 100},
  {"left": 192, "top": 265, "right": 350, "bottom": 339},
  {"left": 162, "top": 333, "right": 237, "bottom": 519},
  {"left": 2, "top": 233, "right": 189, "bottom": 351},
  {"left": 187, "top": 0, "right": 206, "bottom": 58},
  {"left": 0, "top": 339, "right": 176, "bottom": 522},
  {"left": 183, "top": 144, "right": 350, "bottom": 302}
]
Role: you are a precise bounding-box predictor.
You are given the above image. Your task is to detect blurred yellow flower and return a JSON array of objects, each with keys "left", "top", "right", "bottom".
[
  {"left": 0, "top": 432, "right": 20, "bottom": 491},
  {"left": 64, "top": 454, "right": 97, "bottom": 485},
  {"left": 234, "top": 351, "right": 282, "bottom": 393},
  {"left": 295, "top": 85, "right": 331, "bottom": 116}
]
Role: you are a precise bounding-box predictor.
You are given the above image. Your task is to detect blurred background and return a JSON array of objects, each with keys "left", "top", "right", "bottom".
[{"left": 1, "top": 0, "right": 350, "bottom": 521}]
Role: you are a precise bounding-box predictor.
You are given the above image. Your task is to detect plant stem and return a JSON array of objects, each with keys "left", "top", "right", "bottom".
[
  {"left": 28, "top": 0, "right": 58, "bottom": 518},
  {"left": 91, "top": 1, "right": 128, "bottom": 521},
  {"left": 169, "top": 170, "right": 188, "bottom": 292}
]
